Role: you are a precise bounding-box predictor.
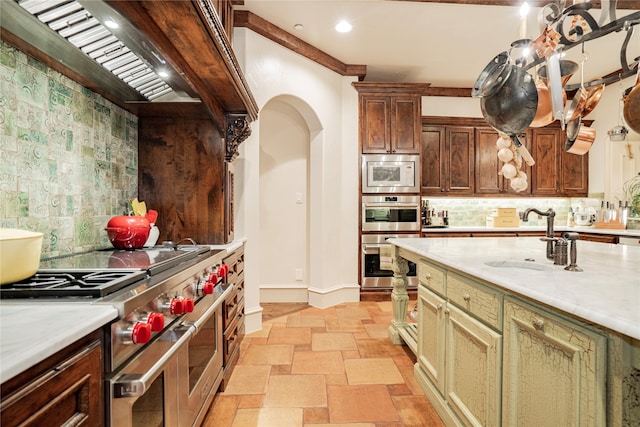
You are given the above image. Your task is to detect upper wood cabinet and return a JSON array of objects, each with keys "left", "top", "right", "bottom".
[
  {"left": 422, "top": 117, "right": 588, "bottom": 197},
  {"left": 421, "top": 123, "right": 474, "bottom": 195},
  {"left": 353, "top": 83, "right": 430, "bottom": 154},
  {"left": 531, "top": 127, "right": 589, "bottom": 196},
  {"left": 475, "top": 127, "right": 533, "bottom": 195}
]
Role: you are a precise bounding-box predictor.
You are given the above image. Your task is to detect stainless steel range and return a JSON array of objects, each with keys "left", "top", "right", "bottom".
[{"left": 1, "top": 245, "right": 231, "bottom": 426}]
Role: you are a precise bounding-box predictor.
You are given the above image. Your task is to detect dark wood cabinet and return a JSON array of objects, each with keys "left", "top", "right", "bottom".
[
  {"left": 353, "top": 82, "right": 429, "bottom": 154},
  {"left": 220, "top": 245, "right": 245, "bottom": 390},
  {"left": 475, "top": 127, "right": 533, "bottom": 195},
  {"left": 1, "top": 333, "right": 103, "bottom": 427},
  {"left": 422, "top": 117, "right": 588, "bottom": 198},
  {"left": 421, "top": 124, "right": 474, "bottom": 195},
  {"left": 531, "top": 127, "right": 589, "bottom": 197}
]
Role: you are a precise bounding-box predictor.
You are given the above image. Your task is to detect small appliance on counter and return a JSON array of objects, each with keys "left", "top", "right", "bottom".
[{"left": 486, "top": 207, "right": 519, "bottom": 227}]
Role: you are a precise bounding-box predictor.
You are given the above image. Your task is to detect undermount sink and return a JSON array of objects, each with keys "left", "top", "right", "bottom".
[{"left": 484, "top": 260, "right": 551, "bottom": 271}]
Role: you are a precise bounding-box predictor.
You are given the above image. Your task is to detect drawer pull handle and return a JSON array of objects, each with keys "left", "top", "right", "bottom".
[
  {"left": 532, "top": 317, "right": 545, "bottom": 331},
  {"left": 463, "top": 293, "right": 471, "bottom": 301}
]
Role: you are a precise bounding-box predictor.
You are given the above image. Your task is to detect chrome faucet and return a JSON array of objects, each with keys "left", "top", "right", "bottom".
[{"left": 522, "top": 208, "right": 556, "bottom": 261}]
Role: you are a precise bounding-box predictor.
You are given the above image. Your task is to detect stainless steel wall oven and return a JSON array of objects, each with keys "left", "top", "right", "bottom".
[
  {"left": 362, "top": 195, "right": 421, "bottom": 232},
  {"left": 361, "top": 234, "right": 419, "bottom": 288}
]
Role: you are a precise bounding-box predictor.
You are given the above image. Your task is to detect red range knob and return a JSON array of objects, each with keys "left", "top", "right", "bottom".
[
  {"left": 170, "top": 298, "right": 184, "bottom": 315},
  {"left": 132, "top": 322, "right": 152, "bottom": 344},
  {"left": 219, "top": 264, "right": 228, "bottom": 277},
  {"left": 208, "top": 273, "right": 218, "bottom": 283},
  {"left": 183, "top": 298, "right": 195, "bottom": 313},
  {"left": 203, "top": 281, "right": 214, "bottom": 295},
  {"left": 146, "top": 312, "right": 165, "bottom": 331}
]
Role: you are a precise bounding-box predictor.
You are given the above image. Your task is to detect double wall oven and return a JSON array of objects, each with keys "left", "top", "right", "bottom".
[
  {"left": 1, "top": 245, "right": 231, "bottom": 426},
  {"left": 361, "top": 154, "right": 420, "bottom": 289}
]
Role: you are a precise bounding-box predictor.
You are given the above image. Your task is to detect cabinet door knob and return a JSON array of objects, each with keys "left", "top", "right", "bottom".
[
  {"left": 425, "top": 273, "right": 431, "bottom": 279},
  {"left": 532, "top": 317, "right": 545, "bottom": 331},
  {"left": 463, "top": 293, "right": 471, "bottom": 301},
  {"left": 436, "top": 303, "right": 443, "bottom": 311}
]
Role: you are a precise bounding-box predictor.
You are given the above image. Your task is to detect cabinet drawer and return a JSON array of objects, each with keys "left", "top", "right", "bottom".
[
  {"left": 418, "top": 260, "right": 446, "bottom": 295},
  {"left": 447, "top": 272, "right": 502, "bottom": 331}
]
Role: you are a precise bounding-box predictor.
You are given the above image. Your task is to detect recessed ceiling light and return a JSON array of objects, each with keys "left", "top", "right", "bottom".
[
  {"left": 335, "top": 20, "right": 352, "bottom": 33},
  {"left": 104, "top": 19, "right": 118, "bottom": 29},
  {"left": 294, "top": 24, "right": 304, "bottom": 31},
  {"left": 158, "top": 70, "right": 169, "bottom": 78}
]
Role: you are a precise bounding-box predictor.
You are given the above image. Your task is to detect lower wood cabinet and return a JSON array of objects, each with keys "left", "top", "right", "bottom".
[
  {"left": 0, "top": 336, "right": 103, "bottom": 427},
  {"left": 502, "top": 297, "right": 607, "bottom": 427},
  {"left": 220, "top": 244, "right": 245, "bottom": 390}
]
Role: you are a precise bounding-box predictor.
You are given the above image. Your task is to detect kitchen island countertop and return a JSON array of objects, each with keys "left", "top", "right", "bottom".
[
  {"left": 388, "top": 237, "right": 640, "bottom": 340},
  {"left": 422, "top": 225, "right": 640, "bottom": 237},
  {"left": 0, "top": 303, "right": 118, "bottom": 384}
]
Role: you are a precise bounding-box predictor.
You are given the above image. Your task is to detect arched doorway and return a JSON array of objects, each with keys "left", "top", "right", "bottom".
[{"left": 258, "top": 95, "right": 323, "bottom": 302}]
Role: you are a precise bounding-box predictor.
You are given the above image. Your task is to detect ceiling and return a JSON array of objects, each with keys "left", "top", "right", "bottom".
[{"left": 234, "top": 0, "right": 640, "bottom": 89}]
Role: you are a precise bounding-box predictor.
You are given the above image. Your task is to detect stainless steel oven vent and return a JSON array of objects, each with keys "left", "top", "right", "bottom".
[{"left": 15, "top": 0, "right": 173, "bottom": 101}]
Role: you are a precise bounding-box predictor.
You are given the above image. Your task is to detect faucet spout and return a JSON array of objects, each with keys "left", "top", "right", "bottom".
[
  {"left": 522, "top": 207, "right": 556, "bottom": 260},
  {"left": 522, "top": 208, "right": 556, "bottom": 238}
]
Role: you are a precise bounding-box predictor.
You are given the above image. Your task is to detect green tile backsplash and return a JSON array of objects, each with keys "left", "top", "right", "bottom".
[{"left": 0, "top": 41, "right": 138, "bottom": 259}]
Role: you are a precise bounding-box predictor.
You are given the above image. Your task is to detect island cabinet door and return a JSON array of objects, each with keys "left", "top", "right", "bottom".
[
  {"left": 445, "top": 303, "right": 502, "bottom": 427},
  {"left": 417, "top": 285, "right": 447, "bottom": 395},
  {"left": 502, "top": 298, "right": 607, "bottom": 427}
]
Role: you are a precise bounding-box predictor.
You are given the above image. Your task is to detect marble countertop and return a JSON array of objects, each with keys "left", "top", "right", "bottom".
[
  {"left": 0, "top": 303, "right": 118, "bottom": 384},
  {"left": 0, "top": 238, "right": 247, "bottom": 385},
  {"left": 422, "top": 225, "right": 640, "bottom": 237},
  {"left": 388, "top": 237, "right": 640, "bottom": 340}
]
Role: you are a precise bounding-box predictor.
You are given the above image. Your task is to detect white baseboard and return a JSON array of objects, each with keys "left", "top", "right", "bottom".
[
  {"left": 259, "top": 283, "right": 361, "bottom": 308},
  {"left": 244, "top": 305, "right": 263, "bottom": 334}
]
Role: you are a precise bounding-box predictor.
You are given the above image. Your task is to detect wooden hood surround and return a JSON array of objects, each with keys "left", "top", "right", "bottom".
[{"left": 104, "top": 0, "right": 258, "bottom": 160}]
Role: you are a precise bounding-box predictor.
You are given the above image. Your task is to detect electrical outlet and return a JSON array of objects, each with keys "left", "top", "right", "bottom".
[{"left": 295, "top": 268, "right": 303, "bottom": 281}]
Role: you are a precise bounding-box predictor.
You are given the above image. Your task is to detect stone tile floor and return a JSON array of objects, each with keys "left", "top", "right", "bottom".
[{"left": 202, "top": 301, "right": 444, "bottom": 427}]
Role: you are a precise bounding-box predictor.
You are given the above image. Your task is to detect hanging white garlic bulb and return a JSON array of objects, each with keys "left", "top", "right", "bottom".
[
  {"left": 498, "top": 147, "right": 514, "bottom": 162},
  {"left": 501, "top": 162, "right": 518, "bottom": 179},
  {"left": 496, "top": 136, "right": 511, "bottom": 149}
]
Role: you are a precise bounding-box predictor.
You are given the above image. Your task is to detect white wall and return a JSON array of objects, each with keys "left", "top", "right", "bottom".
[
  {"left": 258, "top": 100, "right": 310, "bottom": 287},
  {"left": 232, "top": 28, "right": 360, "bottom": 333}
]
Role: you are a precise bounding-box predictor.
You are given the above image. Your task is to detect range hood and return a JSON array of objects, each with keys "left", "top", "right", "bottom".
[{"left": 4, "top": 0, "right": 198, "bottom": 102}]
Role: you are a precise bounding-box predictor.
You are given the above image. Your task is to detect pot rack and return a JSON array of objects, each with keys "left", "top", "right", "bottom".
[{"left": 516, "top": 1, "right": 640, "bottom": 90}]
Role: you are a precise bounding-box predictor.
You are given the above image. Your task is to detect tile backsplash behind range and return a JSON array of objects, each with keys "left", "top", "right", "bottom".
[{"left": 0, "top": 41, "right": 138, "bottom": 258}]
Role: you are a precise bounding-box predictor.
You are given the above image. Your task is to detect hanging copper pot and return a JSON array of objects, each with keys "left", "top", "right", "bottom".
[
  {"left": 566, "top": 124, "right": 596, "bottom": 155},
  {"left": 580, "top": 83, "right": 605, "bottom": 117},
  {"left": 624, "top": 70, "right": 640, "bottom": 133},
  {"left": 530, "top": 79, "right": 555, "bottom": 128}
]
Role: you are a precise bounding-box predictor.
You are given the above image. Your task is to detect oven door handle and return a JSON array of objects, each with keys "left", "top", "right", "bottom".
[
  {"left": 192, "top": 285, "right": 234, "bottom": 332},
  {"left": 363, "top": 203, "right": 419, "bottom": 208},
  {"left": 361, "top": 244, "right": 381, "bottom": 255},
  {"left": 111, "top": 325, "right": 193, "bottom": 398}
]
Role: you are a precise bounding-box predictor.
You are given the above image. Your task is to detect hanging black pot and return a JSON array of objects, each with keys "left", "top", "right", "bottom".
[
  {"left": 481, "top": 65, "right": 538, "bottom": 135},
  {"left": 472, "top": 52, "right": 512, "bottom": 98}
]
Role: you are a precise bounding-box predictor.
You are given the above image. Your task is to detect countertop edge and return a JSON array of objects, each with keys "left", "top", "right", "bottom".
[
  {"left": 421, "top": 225, "right": 640, "bottom": 237},
  {"left": 0, "top": 304, "right": 119, "bottom": 384}
]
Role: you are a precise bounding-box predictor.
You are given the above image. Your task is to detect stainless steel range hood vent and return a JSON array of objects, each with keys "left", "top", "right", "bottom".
[{"left": 15, "top": 0, "right": 176, "bottom": 101}]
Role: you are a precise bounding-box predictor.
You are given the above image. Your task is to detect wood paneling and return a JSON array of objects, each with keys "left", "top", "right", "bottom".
[{"left": 138, "top": 117, "right": 227, "bottom": 244}]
